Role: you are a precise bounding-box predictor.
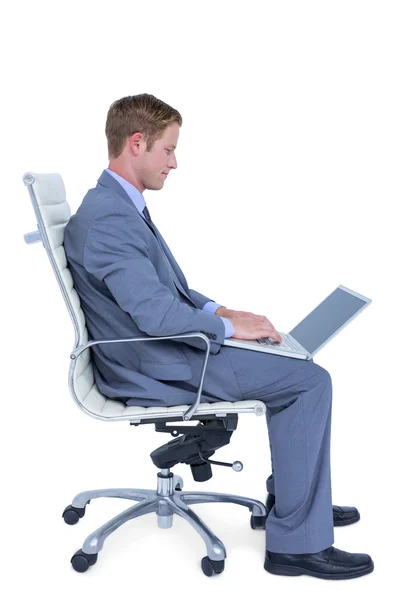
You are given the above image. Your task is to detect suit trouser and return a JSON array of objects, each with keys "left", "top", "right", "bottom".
[
  {"left": 174, "top": 347, "right": 335, "bottom": 554},
  {"left": 225, "top": 349, "right": 334, "bottom": 553}
]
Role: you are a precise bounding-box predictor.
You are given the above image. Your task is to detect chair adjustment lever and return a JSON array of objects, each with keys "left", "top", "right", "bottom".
[{"left": 198, "top": 451, "right": 243, "bottom": 472}]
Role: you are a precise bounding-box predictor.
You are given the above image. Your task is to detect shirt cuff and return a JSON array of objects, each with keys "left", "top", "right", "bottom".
[
  {"left": 202, "top": 302, "right": 233, "bottom": 338},
  {"left": 220, "top": 316, "right": 235, "bottom": 338},
  {"left": 202, "top": 301, "right": 222, "bottom": 314}
]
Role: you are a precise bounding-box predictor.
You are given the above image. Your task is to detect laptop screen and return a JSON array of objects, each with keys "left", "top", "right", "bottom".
[{"left": 288, "top": 286, "right": 371, "bottom": 355}]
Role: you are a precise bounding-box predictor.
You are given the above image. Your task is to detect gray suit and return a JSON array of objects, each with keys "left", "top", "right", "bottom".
[{"left": 64, "top": 169, "right": 334, "bottom": 554}]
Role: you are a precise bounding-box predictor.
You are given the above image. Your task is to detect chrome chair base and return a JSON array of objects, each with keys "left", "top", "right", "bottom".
[{"left": 64, "top": 468, "right": 267, "bottom": 565}]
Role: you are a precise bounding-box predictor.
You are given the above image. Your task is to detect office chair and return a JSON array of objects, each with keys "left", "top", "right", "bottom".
[{"left": 22, "top": 171, "right": 268, "bottom": 577}]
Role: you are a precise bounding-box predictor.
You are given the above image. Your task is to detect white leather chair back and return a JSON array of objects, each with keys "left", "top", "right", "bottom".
[{"left": 22, "top": 173, "right": 107, "bottom": 415}]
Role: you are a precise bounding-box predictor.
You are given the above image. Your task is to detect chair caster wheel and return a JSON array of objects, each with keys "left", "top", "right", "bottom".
[
  {"left": 250, "top": 514, "right": 267, "bottom": 529},
  {"left": 201, "top": 556, "right": 225, "bottom": 577},
  {"left": 62, "top": 504, "right": 87, "bottom": 525},
  {"left": 71, "top": 549, "right": 98, "bottom": 572}
]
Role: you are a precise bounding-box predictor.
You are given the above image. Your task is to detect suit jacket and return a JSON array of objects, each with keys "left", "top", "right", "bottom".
[{"left": 63, "top": 169, "right": 242, "bottom": 407}]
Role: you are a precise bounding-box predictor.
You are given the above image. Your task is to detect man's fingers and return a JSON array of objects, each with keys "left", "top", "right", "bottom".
[{"left": 263, "top": 328, "right": 281, "bottom": 343}]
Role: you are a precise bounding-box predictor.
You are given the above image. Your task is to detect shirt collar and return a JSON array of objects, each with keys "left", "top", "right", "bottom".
[{"left": 105, "top": 168, "right": 146, "bottom": 215}]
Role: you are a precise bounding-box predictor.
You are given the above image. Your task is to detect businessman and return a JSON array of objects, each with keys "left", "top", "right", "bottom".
[{"left": 63, "top": 93, "right": 374, "bottom": 579}]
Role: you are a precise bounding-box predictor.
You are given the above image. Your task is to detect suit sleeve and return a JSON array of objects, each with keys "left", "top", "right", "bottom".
[
  {"left": 83, "top": 203, "right": 225, "bottom": 354},
  {"left": 188, "top": 288, "right": 220, "bottom": 310}
]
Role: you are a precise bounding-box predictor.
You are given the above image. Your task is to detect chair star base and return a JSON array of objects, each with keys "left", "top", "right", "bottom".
[{"left": 63, "top": 467, "right": 267, "bottom": 575}]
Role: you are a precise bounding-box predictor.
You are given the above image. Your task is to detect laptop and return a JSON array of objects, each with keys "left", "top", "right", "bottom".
[{"left": 223, "top": 285, "right": 372, "bottom": 360}]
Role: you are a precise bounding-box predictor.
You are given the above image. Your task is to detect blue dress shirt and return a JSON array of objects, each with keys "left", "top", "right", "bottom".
[{"left": 105, "top": 169, "right": 234, "bottom": 338}]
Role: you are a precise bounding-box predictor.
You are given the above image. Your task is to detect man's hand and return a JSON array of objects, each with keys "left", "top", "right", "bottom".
[
  {"left": 216, "top": 306, "right": 274, "bottom": 326},
  {"left": 215, "top": 306, "right": 282, "bottom": 343}
]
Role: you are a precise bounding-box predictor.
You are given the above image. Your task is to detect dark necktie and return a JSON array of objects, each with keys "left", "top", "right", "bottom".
[{"left": 142, "top": 205, "right": 152, "bottom": 223}]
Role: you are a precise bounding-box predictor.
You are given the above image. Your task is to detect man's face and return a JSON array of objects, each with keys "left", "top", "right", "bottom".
[{"left": 138, "top": 122, "right": 179, "bottom": 191}]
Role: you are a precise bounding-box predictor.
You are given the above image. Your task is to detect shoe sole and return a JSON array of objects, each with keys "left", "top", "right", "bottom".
[{"left": 264, "top": 558, "right": 374, "bottom": 579}]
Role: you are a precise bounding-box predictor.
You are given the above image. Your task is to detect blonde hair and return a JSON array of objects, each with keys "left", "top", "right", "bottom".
[{"left": 105, "top": 93, "right": 183, "bottom": 160}]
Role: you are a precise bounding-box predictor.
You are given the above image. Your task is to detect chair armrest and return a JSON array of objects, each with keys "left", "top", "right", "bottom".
[{"left": 70, "top": 332, "right": 211, "bottom": 421}]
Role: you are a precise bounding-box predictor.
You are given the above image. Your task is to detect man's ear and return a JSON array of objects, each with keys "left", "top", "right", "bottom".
[{"left": 129, "top": 132, "right": 145, "bottom": 155}]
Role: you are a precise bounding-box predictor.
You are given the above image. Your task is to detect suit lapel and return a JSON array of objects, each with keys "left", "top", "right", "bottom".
[{"left": 149, "top": 220, "right": 194, "bottom": 303}]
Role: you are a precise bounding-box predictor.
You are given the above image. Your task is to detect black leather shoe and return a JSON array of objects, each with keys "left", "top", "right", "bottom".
[
  {"left": 266, "top": 493, "right": 360, "bottom": 527},
  {"left": 264, "top": 546, "right": 374, "bottom": 579}
]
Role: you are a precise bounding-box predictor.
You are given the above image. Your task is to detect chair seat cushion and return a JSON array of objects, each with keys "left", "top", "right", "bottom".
[{"left": 80, "top": 381, "right": 266, "bottom": 422}]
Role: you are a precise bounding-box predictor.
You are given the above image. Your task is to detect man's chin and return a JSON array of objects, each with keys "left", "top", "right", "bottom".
[
  {"left": 142, "top": 183, "right": 162, "bottom": 192},
  {"left": 154, "top": 180, "right": 165, "bottom": 190}
]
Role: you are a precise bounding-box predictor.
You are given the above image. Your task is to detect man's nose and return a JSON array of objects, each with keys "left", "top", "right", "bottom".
[{"left": 168, "top": 155, "right": 177, "bottom": 169}]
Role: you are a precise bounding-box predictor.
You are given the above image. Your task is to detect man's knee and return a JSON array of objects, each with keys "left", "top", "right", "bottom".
[{"left": 310, "top": 363, "right": 332, "bottom": 389}]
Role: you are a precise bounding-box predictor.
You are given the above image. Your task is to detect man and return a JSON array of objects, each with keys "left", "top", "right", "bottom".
[{"left": 64, "top": 93, "right": 374, "bottom": 579}]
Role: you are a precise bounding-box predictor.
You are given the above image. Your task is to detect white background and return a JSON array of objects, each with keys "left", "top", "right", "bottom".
[{"left": 2, "top": 0, "right": 399, "bottom": 596}]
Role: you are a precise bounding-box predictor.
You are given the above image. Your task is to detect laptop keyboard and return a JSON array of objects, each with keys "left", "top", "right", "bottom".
[{"left": 256, "top": 333, "right": 299, "bottom": 352}]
